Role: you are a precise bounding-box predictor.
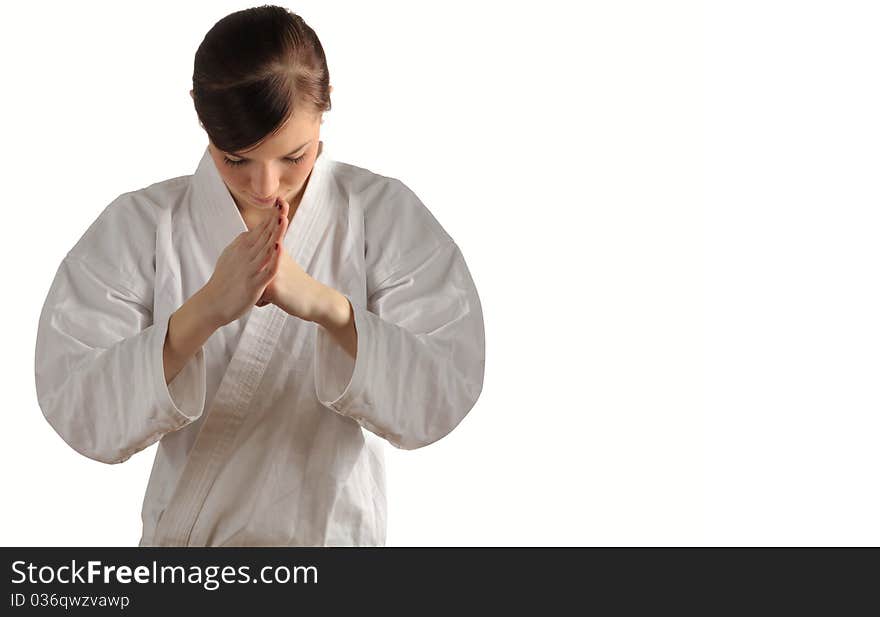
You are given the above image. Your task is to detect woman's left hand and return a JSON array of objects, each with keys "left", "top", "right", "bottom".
[
  {"left": 255, "top": 248, "right": 328, "bottom": 322},
  {"left": 255, "top": 198, "right": 328, "bottom": 322}
]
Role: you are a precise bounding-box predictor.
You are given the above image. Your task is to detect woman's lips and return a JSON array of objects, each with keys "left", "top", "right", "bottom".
[{"left": 250, "top": 194, "right": 277, "bottom": 205}]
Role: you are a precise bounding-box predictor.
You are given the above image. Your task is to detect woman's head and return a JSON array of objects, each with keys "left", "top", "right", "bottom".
[{"left": 191, "top": 5, "right": 332, "bottom": 215}]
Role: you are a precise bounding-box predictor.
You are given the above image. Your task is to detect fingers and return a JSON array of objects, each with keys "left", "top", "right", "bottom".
[
  {"left": 252, "top": 238, "right": 277, "bottom": 274},
  {"left": 274, "top": 208, "right": 288, "bottom": 245},
  {"left": 277, "top": 198, "right": 290, "bottom": 236},
  {"left": 252, "top": 205, "right": 289, "bottom": 269},
  {"left": 250, "top": 220, "right": 283, "bottom": 271},
  {"left": 241, "top": 200, "right": 290, "bottom": 273},
  {"left": 243, "top": 218, "right": 278, "bottom": 270},
  {"left": 257, "top": 221, "right": 287, "bottom": 274},
  {"left": 256, "top": 244, "right": 284, "bottom": 285},
  {"left": 245, "top": 212, "right": 276, "bottom": 250},
  {"left": 256, "top": 233, "right": 287, "bottom": 283}
]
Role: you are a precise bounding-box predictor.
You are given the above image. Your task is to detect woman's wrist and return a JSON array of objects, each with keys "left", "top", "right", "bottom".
[
  {"left": 192, "top": 283, "right": 228, "bottom": 331},
  {"left": 311, "top": 285, "right": 352, "bottom": 329},
  {"left": 310, "top": 285, "right": 358, "bottom": 359},
  {"left": 163, "top": 287, "right": 221, "bottom": 384}
]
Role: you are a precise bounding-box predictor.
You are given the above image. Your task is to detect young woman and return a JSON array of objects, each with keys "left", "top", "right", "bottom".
[{"left": 35, "top": 6, "right": 485, "bottom": 546}]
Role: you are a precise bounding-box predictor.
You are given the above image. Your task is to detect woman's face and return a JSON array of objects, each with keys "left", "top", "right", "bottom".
[{"left": 205, "top": 104, "right": 324, "bottom": 220}]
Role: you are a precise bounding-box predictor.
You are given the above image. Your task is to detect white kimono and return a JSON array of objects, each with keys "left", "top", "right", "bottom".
[{"left": 34, "top": 142, "right": 485, "bottom": 546}]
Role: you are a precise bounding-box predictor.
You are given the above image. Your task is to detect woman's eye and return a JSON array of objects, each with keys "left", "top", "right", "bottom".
[{"left": 223, "top": 154, "right": 305, "bottom": 167}]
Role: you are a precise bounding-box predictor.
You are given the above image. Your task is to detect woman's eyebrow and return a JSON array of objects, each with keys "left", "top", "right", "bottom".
[{"left": 230, "top": 140, "right": 311, "bottom": 160}]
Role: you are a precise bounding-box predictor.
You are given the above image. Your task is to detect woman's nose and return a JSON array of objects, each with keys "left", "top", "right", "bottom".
[{"left": 251, "top": 168, "right": 281, "bottom": 197}]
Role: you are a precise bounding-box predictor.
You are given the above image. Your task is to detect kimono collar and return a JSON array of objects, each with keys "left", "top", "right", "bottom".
[{"left": 190, "top": 140, "right": 332, "bottom": 271}]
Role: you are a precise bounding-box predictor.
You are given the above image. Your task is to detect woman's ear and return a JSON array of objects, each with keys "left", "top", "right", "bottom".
[{"left": 189, "top": 89, "right": 194, "bottom": 100}]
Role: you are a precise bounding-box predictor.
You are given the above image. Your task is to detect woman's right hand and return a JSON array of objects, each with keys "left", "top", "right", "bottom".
[{"left": 202, "top": 201, "right": 290, "bottom": 327}]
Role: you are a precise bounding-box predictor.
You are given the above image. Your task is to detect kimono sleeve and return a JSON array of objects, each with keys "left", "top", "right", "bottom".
[
  {"left": 34, "top": 255, "right": 207, "bottom": 464},
  {"left": 314, "top": 238, "right": 486, "bottom": 450}
]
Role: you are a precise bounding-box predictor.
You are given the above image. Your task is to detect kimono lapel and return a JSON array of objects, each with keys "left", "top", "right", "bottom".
[{"left": 152, "top": 141, "right": 333, "bottom": 546}]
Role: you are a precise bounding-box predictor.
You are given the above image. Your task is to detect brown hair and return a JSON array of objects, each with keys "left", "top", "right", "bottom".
[{"left": 191, "top": 5, "right": 331, "bottom": 154}]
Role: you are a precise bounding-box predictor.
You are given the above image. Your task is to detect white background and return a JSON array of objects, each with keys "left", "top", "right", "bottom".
[{"left": 0, "top": 0, "right": 876, "bottom": 546}]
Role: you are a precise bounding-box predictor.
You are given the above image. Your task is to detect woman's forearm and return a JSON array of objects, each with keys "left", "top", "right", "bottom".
[
  {"left": 313, "top": 286, "right": 358, "bottom": 360},
  {"left": 163, "top": 287, "right": 221, "bottom": 384}
]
